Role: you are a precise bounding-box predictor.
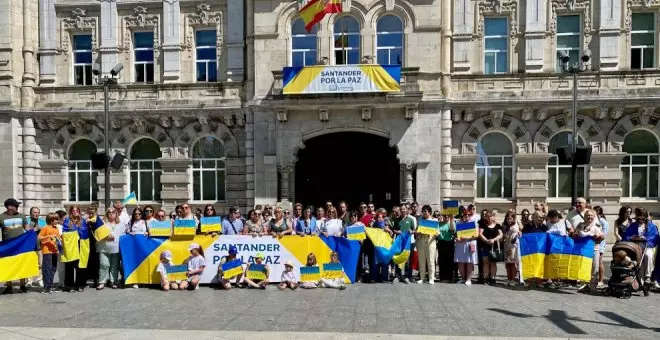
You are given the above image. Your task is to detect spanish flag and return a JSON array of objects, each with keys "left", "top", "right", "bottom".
[
  {"left": 299, "top": 0, "right": 343, "bottom": 32},
  {"left": 0, "top": 230, "right": 40, "bottom": 282}
]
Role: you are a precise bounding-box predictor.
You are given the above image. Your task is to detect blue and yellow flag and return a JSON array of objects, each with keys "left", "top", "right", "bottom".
[
  {"left": 520, "top": 232, "right": 547, "bottom": 279},
  {"left": 93, "top": 224, "right": 112, "bottom": 241},
  {"left": 417, "top": 219, "right": 439, "bottom": 236},
  {"left": 60, "top": 231, "right": 80, "bottom": 263},
  {"left": 122, "top": 192, "right": 138, "bottom": 205},
  {"left": 222, "top": 259, "right": 243, "bottom": 279},
  {"left": 364, "top": 228, "right": 411, "bottom": 265},
  {"left": 0, "top": 230, "right": 40, "bottom": 282},
  {"left": 442, "top": 200, "right": 460, "bottom": 216},
  {"left": 545, "top": 234, "right": 594, "bottom": 281},
  {"left": 300, "top": 266, "right": 321, "bottom": 282},
  {"left": 322, "top": 263, "right": 343, "bottom": 279},
  {"left": 200, "top": 216, "right": 222, "bottom": 233},
  {"left": 345, "top": 225, "right": 366, "bottom": 241},
  {"left": 456, "top": 221, "right": 478, "bottom": 239},
  {"left": 173, "top": 219, "right": 197, "bottom": 236},
  {"left": 391, "top": 232, "right": 412, "bottom": 266},
  {"left": 149, "top": 220, "right": 172, "bottom": 237},
  {"left": 166, "top": 264, "right": 188, "bottom": 281},
  {"left": 247, "top": 264, "right": 267, "bottom": 280}
]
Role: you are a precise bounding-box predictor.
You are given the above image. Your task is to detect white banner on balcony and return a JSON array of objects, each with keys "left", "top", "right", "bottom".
[{"left": 282, "top": 65, "right": 401, "bottom": 94}]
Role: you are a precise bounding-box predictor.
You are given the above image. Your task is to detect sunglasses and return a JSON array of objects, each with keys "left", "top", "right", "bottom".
[
  {"left": 206, "top": 208, "right": 214, "bottom": 211},
  {"left": 145, "top": 209, "right": 153, "bottom": 213}
]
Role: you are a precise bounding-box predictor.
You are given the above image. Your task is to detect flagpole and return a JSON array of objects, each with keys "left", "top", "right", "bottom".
[{"left": 341, "top": 14, "right": 346, "bottom": 64}]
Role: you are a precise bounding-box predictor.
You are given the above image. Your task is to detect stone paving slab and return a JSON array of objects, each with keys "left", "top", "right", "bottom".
[{"left": 0, "top": 282, "right": 658, "bottom": 339}]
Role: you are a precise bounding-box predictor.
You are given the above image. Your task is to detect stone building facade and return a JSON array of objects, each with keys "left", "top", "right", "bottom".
[{"left": 0, "top": 0, "right": 659, "bottom": 218}]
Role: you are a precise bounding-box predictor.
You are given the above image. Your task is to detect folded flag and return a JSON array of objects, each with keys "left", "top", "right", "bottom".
[
  {"left": 122, "top": 191, "right": 138, "bottom": 205},
  {"left": 299, "top": 0, "right": 342, "bottom": 32},
  {"left": 300, "top": 266, "right": 321, "bottom": 282},
  {"left": 222, "top": 259, "right": 243, "bottom": 279},
  {"left": 417, "top": 219, "right": 439, "bottom": 236},
  {"left": 60, "top": 231, "right": 80, "bottom": 263},
  {"left": 442, "top": 200, "right": 459, "bottom": 216},
  {"left": 166, "top": 264, "right": 188, "bottom": 281},
  {"left": 173, "top": 219, "right": 197, "bottom": 236},
  {"left": 200, "top": 216, "right": 222, "bottom": 233},
  {"left": 322, "top": 262, "right": 343, "bottom": 279},
  {"left": 247, "top": 264, "right": 267, "bottom": 280},
  {"left": 149, "top": 220, "right": 172, "bottom": 237},
  {"left": 345, "top": 225, "right": 366, "bottom": 241},
  {"left": 455, "top": 221, "right": 478, "bottom": 239},
  {"left": 0, "top": 230, "right": 40, "bottom": 282},
  {"left": 93, "top": 224, "right": 112, "bottom": 241}
]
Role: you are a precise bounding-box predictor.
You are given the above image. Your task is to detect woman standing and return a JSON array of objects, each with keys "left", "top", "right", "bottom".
[
  {"left": 320, "top": 207, "right": 343, "bottom": 237},
  {"left": 243, "top": 209, "right": 267, "bottom": 237},
  {"left": 479, "top": 211, "right": 503, "bottom": 285},
  {"left": 501, "top": 211, "right": 521, "bottom": 286},
  {"left": 126, "top": 208, "right": 148, "bottom": 236},
  {"left": 86, "top": 204, "right": 103, "bottom": 288},
  {"left": 454, "top": 211, "right": 479, "bottom": 286},
  {"left": 61, "top": 205, "right": 90, "bottom": 292},
  {"left": 269, "top": 207, "right": 293, "bottom": 237},
  {"left": 593, "top": 206, "right": 608, "bottom": 289},
  {"left": 96, "top": 208, "right": 124, "bottom": 290},
  {"left": 614, "top": 206, "right": 632, "bottom": 242},
  {"left": 575, "top": 209, "right": 604, "bottom": 293},
  {"left": 436, "top": 212, "right": 455, "bottom": 283},
  {"left": 295, "top": 206, "right": 318, "bottom": 235}
]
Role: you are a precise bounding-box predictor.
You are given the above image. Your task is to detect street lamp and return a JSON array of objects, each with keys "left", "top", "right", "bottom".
[
  {"left": 559, "top": 49, "right": 591, "bottom": 205},
  {"left": 93, "top": 63, "right": 123, "bottom": 209}
]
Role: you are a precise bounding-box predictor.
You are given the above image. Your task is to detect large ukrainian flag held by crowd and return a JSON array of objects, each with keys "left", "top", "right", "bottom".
[
  {"left": 365, "top": 228, "right": 411, "bottom": 265},
  {"left": 0, "top": 230, "right": 40, "bottom": 282},
  {"left": 520, "top": 233, "right": 594, "bottom": 281},
  {"left": 283, "top": 65, "right": 401, "bottom": 95}
]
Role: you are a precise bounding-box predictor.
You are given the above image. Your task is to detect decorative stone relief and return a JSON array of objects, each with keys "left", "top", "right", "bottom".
[
  {"left": 536, "top": 108, "right": 548, "bottom": 121},
  {"left": 385, "top": 0, "right": 396, "bottom": 11},
  {"left": 610, "top": 107, "right": 624, "bottom": 120},
  {"left": 361, "top": 107, "right": 372, "bottom": 121},
  {"left": 405, "top": 105, "right": 418, "bottom": 120},
  {"left": 121, "top": 6, "right": 160, "bottom": 59},
  {"left": 276, "top": 108, "right": 288, "bottom": 123},
  {"left": 461, "top": 114, "right": 532, "bottom": 152},
  {"left": 624, "top": 0, "right": 660, "bottom": 32},
  {"left": 476, "top": 0, "right": 519, "bottom": 38},
  {"left": 550, "top": 0, "right": 592, "bottom": 48},
  {"left": 342, "top": 0, "right": 352, "bottom": 13},
  {"left": 319, "top": 108, "right": 329, "bottom": 122},
  {"left": 452, "top": 110, "right": 462, "bottom": 122},
  {"left": 184, "top": 4, "right": 223, "bottom": 52},
  {"left": 59, "top": 8, "right": 98, "bottom": 54}
]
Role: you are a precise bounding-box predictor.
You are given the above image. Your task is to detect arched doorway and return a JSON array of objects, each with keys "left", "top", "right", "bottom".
[{"left": 295, "top": 132, "right": 400, "bottom": 210}]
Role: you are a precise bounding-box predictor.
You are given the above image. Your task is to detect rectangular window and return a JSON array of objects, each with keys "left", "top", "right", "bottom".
[
  {"left": 195, "top": 30, "right": 217, "bottom": 82},
  {"left": 292, "top": 32, "right": 317, "bottom": 67},
  {"left": 476, "top": 156, "right": 514, "bottom": 198},
  {"left": 484, "top": 18, "right": 508, "bottom": 74},
  {"left": 631, "top": 13, "right": 655, "bottom": 70},
  {"left": 333, "top": 34, "right": 360, "bottom": 65},
  {"left": 129, "top": 160, "right": 162, "bottom": 202},
  {"left": 68, "top": 161, "right": 98, "bottom": 202},
  {"left": 134, "top": 32, "right": 154, "bottom": 83},
  {"left": 548, "top": 162, "right": 587, "bottom": 197},
  {"left": 73, "top": 34, "right": 93, "bottom": 86},
  {"left": 621, "top": 154, "right": 659, "bottom": 198},
  {"left": 556, "top": 15, "right": 581, "bottom": 72},
  {"left": 192, "top": 159, "right": 226, "bottom": 201}
]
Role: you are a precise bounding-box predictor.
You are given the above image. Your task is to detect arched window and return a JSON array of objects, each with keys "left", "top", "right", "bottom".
[
  {"left": 376, "top": 15, "right": 403, "bottom": 65},
  {"left": 191, "top": 136, "right": 226, "bottom": 201},
  {"left": 68, "top": 139, "right": 98, "bottom": 202},
  {"left": 621, "top": 130, "right": 659, "bottom": 198},
  {"left": 334, "top": 16, "right": 360, "bottom": 65},
  {"left": 291, "top": 18, "right": 318, "bottom": 67},
  {"left": 129, "top": 138, "right": 162, "bottom": 202},
  {"left": 548, "top": 131, "right": 586, "bottom": 198},
  {"left": 476, "top": 132, "right": 514, "bottom": 198}
]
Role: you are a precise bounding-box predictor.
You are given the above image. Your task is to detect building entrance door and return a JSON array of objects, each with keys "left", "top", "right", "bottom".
[{"left": 295, "top": 132, "right": 400, "bottom": 211}]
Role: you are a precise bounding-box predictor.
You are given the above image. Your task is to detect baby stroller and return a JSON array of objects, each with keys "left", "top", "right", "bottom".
[{"left": 603, "top": 241, "right": 651, "bottom": 298}]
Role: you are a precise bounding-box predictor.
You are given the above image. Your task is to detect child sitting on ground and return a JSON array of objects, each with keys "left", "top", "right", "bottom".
[
  {"left": 299, "top": 253, "right": 319, "bottom": 289},
  {"left": 244, "top": 252, "right": 270, "bottom": 289},
  {"left": 156, "top": 250, "right": 183, "bottom": 291},
  {"left": 279, "top": 260, "right": 298, "bottom": 290}
]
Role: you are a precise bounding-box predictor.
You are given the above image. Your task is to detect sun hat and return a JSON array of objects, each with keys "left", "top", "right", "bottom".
[
  {"left": 187, "top": 243, "right": 200, "bottom": 251},
  {"left": 255, "top": 252, "right": 265, "bottom": 259},
  {"left": 284, "top": 260, "right": 294, "bottom": 267},
  {"left": 161, "top": 250, "right": 173, "bottom": 261}
]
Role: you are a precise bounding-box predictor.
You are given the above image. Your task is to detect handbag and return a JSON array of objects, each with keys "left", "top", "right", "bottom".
[{"left": 488, "top": 241, "right": 504, "bottom": 262}]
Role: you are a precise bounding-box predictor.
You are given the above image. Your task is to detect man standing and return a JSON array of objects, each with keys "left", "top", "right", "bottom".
[
  {"left": 338, "top": 201, "right": 350, "bottom": 226},
  {"left": 113, "top": 201, "right": 130, "bottom": 227},
  {"left": 222, "top": 207, "right": 244, "bottom": 235},
  {"left": 1, "top": 198, "right": 30, "bottom": 294},
  {"left": 27, "top": 207, "right": 44, "bottom": 288},
  {"left": 567, "top": 197, "right": 587, "bottom": 229},
  {"left": 359, "top": 202, "right": 373, "bottom": 227},
  {"left": 393, "top": 204, "right": 416, "bottom": 283}
]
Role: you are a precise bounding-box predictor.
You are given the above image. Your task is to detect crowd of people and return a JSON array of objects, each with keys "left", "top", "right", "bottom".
[{"left": 1, "top": 196, "right": 658, "bottom": 295}]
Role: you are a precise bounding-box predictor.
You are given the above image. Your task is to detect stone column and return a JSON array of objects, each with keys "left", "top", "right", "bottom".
[
  {"left": 440, "top": 0, "right": 451, "bottom": 95},
  {"left": 277, "top": 164, "right": 292, "bottom": 202},
  {"left": 100, "top": 0, "right": 119, "bottom": 76},
  {"left": 162, "top": 0, "right": 181, "bottom": 82},
  {"left": 0, "top": 118, "right": 18, "bottom": 201},
  {"left": 159, "top": 157, "right": 191, "bottom": 212},
  {"left": 21, "top": 119, "right": 38, "bottom": 213},
  {"left": 400, "top": 161, "right": 415, "bottom": 203},
  {"left": 21, "top": 0, "right": 35, "bottom": 107},
  {"left": 38, "top": 0, "right": 57, "bottom": 85},
  {"left": 226, "top": 0, "right": 244, "bottom": 81},
  {"left": 244, "top": 110, "right": 255, "bottom": 208},
  {"left": 514, "top": 153, "right": 551, "bottom": 211},
  {"left": 440, "top": 109, "right": 452, "bottom": 200}
]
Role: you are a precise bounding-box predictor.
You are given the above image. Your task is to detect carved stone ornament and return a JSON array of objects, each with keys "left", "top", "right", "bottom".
[
  {"left": 342, "top": 0, "right": 352, "bottom": 13},
  {"left": 521, "top": 109, "right": 532, "bottom": 121},
  {"left": 400, "top": 160, "right": 416, "bottom": 171},
  {"left": 597, "top": 106, "right": 610, "bottom": 120},
  {"left": 550, "top": 0, "right": 592, "bottom": 47},
  {"left": 319, "top": 108, "right": 329, "bottom": 122},
  {"left": 405, "top": 105, "right": 418, "bottom": 120},
  {"left": 185, "top": 3, "right": 223, "bottom": 51},
  {"left": 624, "top": 0, "right": 660, "bottom": 32},
  {"left": 536, "top": 108, "right": 548, "bottom": 121},
  {"left": 361, "top": 107, "right": 372, "bottom": 121},
  {"left": 59, "top": 8, "right": 98, "bottom": 53},
  {"left": 385, "top": 0, "right": 396, "bottom": 11},
  {"left": 476, "top": 0, "right": 519, "bottom": 38},
  {"left": 276, "top": 108, "right": 288, "bottom": 123},
  {"left": 122, "top": 6, "right": 160, "bottom": 57}
]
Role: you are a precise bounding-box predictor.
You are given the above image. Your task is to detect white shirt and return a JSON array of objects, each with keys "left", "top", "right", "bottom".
[
  {"left": 187, "top": 255, "right": 206, "bottom": 275},
  {"left": 125, "top": 220, "right": 147, "bottom": 235},
  {"left": 546, "top": 219, "right": 569, "bottom": 236},
  {"left": 321, "top": 218, "right": 343, "bottom": 236},
  {"left": 567, "top": 209, "right": 584, "bottom": 229},
  {"left": 96, "top": 222, "right": 125, "bottom": 254},
  {"left": 119, "top": 210, "right": 131, "bottom": 226}
]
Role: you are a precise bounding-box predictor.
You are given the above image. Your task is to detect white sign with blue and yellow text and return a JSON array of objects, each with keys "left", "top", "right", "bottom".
[{"left": 282, "top": 65, "right": 401, "bottom": 94}]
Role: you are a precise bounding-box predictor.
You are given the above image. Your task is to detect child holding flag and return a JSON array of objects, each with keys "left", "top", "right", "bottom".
[
  {"left": 216, "top": 245, "right": 243, "bottom": 289},
  {"left": 179, "top": 243, "right": 205, "bottom": 291},
  {"left": 320, "top": 252, "right": 346, "bottom": 290},
  {"left": 38, "top": 213, "right": 62, "bottom": 294},
  {"left": 300, "top": 253, "right": 320, "bottom": 289},
  {"left": 244, "top": 252, "right": 270, "bottom": 289},
  {"left": 156, "top": 250, "right": 184, "bottom": 291}
]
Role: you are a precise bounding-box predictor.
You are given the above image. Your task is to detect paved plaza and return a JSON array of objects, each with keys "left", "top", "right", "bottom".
[{"left": 0, "top": 278, "right": 658, "bottom": 340}]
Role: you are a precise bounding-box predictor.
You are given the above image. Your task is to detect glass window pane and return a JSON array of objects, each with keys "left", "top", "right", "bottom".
[
  {"left": 135, "top": 64, "right": 145, "bottom": 82},
  {"left": 478, "top": 132, "right": 513, "bottom": 155},
  {"left": 631, "top": 48, "right": 642, "bottom": 69},
  {"left": 139, "top": 172, "right": 153, "bottom": 201},
  {"left": 130, "top": 172, "right": 139, "bottom": 198},
  {"left": 202, "top": 171, "right": 216, "bottom": 201},
  {"left": 622, "top": 167, "right": 631, "bottom": 196},
  {"left": 487, "top": 168, "right": 503, "bottom": 198},
  {"left": 484, "top": 53, "right": 495, "bottom": 74},
  {"left": 496, "top": 52, "right": 507, "bottom": 72},
  {"left": 632, "top": 155, "right": 649, "bottom": 165},
  {"left": 477, "top": 168, "right": 486, "bottom": 198},
  {"left": 643, "top": 48, "right": 655, "bottom": 68},
  {"left": 485, "top": 18, "right": 507, "bottom": 36},
  {"left": 69, "top": 173, "right": 76, "bottom": 201},
  {"left": 623, "top": 130, "right": 659, "bottom": 153},
  {"left": 197, "top": 48, "right": 217, "bottom": 60},
  {"left": 548, "top": 168, "right": 557, "bottom": 197},
  {"left": 135, "top": 50, "right": 154, "bottom": 62},
  {"left": 92, "top": 173, "right": 98, "bottom": 201},
  {"left": 632, "top": 33, "right": 654, "bottom": 46},
  {"left": 216, "top": 170, "right": 226, "bottom": 200},
  {"left": 74, "top": 52, "right": 92, "bottom": 64},
  {"left": 69, "top": 139, "right": 97, "bottom": 160},
  {"left": 304, "top": 51, "right": 317, "bottom": 66},
  {"left": 193, "top": 170, "right": 201, "bottom": 201},
  {"left": 146, "top": 64, "right": 154, "bottom": 82},
  {"left": 557, "top": 16, "right": 580, "bottom": 34},
  {"left": 77, "top": 173, "right": 91, "bottom": 201},
  {"left": 485, "top": 38, "right": 507, "bottom": 51},
  {"left": 73, "top": 35, "right": 92, "bottom": 50},
  {"left": 195, "top": 30, "right": 216, "bottom": 46},
  {"left": 196, "top": 62, "right": 207, "bottom": 81},
  {"left": 208, "top": 62, "right": 217, "bottom": 82},
  {"left": 577, "top": 167, "right": 586, "bottom": 197},
  {"left": 557, "top": 36, "right": 580, "bottom": 49},
  {"left": 377, "top": 33, "right": 402, "bottom": 47},
  {"left": 631, "top": 167, "right": 647, "bottom": 197},
  {"left": 78, "top": 162, "right": 91, "bottom": 170},
  {"left": 154, "top": 172, "right": 161, "bottom": 201},
  {"left": 377, "top": 15, "right": 402, "bottom": 32},
  {"left": 134, "top": 32, "right": 154, "bottom": 48},
  {"left": 292, "top": 52, "right": 305, "bottom": 67},
  {"left": 292, "top": 36, "right": 317, "bottom": 50},
  {"left": 503, "top": 167, "right": 513, "bottom": 198},
  {"left": 84, "top": 66, "right": 92, "bottom": 86},
  {"left": 556, "top": 167, "right": 572, "bottom": 197},
  {"left": 347, "top": 50, "right": 360, "bottom": 64},
  {"left": 292, "top": 19, "right": 317, "bottom": 35},
  {"left": 650, "top": 166, "right": 659, "bottom": 197},
  {"left": 334, "top": 16, "right": 359, "bottom": 33},
  {"left": 130, "top": 139, "right": 162, "bottom": 159},
  {"left": 632, "top": 13, "right": 655, "bottom": 31},
  {"left": 487, "top": 157, "right": 503, "bottom": 166},
  {"left": 74, "top": 66, "right": 84, "bottom": 85}
]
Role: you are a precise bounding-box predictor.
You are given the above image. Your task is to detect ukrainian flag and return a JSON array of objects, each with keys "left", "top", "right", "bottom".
[
  {"left": 61, "top": 218, "right": 91, "bottom": 268},
  {"left": 546, "top": 233, "right": 594, "bottom": 281},
  {"left": 0, "top": 230, "right": 40, "bottom": 282},
  {"left": 166, "top": 264, "right": 188, "bottom": 281},
  {"left": 222, "top": 259, "right": 243, "bottom": 279},
  {"left": 391, "top": 232, "right": 412, "bottom": 265},
  {"left": 456, "top": 221, "right": 478, "bottom": 239},
  {"left": 247, "top": 264, "right": 267, "bottom": 280},
  {"left": 322, "top": 263, "right": 343, "bottom": 279},
  {"left": 520, "top": 232, "right": 547, "bottom": 280},
  {"left": 364, "top": 228, "right": 411, "bottom": 265},
  {"left": 122, "top": 192, "right": 138, "bottom": 205},
  {"left": 300, "top": 266, "right": 320, "bottom": 282}
]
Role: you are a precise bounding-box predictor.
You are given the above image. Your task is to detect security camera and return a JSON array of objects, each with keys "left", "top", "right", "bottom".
[
  {"left": 581, "top": 49, "right": 591, "bottom": 63},
  {"left": 110, "top": 63, "right": 123, "bottom": 76},
  {"left": 92, "top": 63, "right": 101, "bottom": 76},
  {"left": 558, "top": 51, "right": 570, "bottom": 64}
]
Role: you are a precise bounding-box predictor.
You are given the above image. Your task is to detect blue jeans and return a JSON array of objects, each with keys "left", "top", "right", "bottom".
[{"left": 41, "top": 253, "right": 57, "bottom": 289}]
